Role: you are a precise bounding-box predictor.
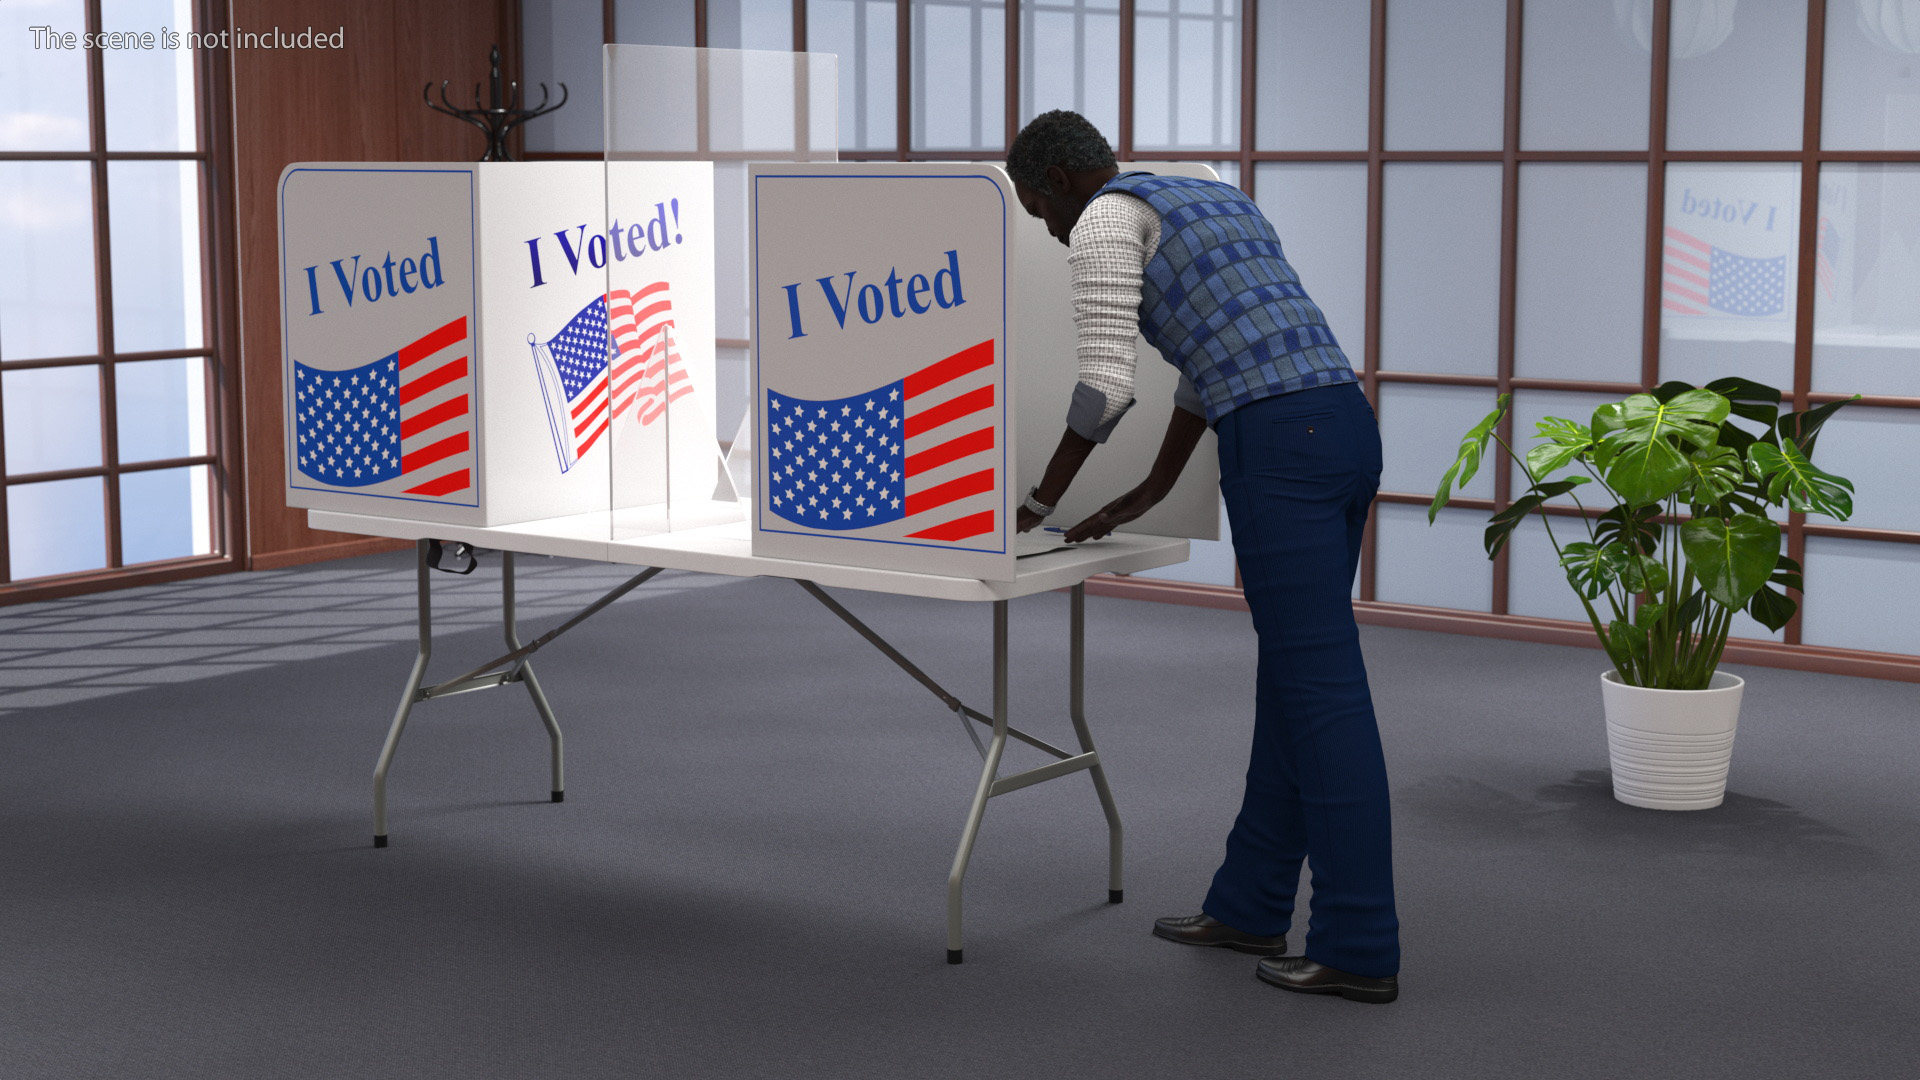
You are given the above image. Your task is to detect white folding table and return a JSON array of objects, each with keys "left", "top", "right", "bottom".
[{"left": 310, "top": 509, "right": 1188, "bottom": 963}]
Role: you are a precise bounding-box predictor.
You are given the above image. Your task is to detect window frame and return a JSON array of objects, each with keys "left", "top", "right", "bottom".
[{"left": 0, "top": 0, "right": 245, "bottom": 602}]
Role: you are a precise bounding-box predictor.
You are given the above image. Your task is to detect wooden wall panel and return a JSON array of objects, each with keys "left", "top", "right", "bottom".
[{"left": 231, "top": 0, "right": 514, "bottom": 567}]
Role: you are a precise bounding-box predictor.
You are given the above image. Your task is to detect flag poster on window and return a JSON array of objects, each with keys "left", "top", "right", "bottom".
[
  {"left": 279, "top": 161, "right": 717, "bottom": 530},
  {"left": 750, "top": 165, "right": 1015, "bottom": 581},
  {"left": 1661, "top": 165, "right": 1802, "bottom": 344}
]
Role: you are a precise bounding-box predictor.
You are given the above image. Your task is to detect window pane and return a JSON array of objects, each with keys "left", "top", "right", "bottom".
[
  {"left": 1665, "top": 0, "right": 1806, "bottom": 152},
  {"left": 0, "top": 161, "right": 99, "bottom": 361},
  {"left": 811, "top": 0, "right": 898, "bottom": 151},
  {"left": 1253, "top": 0, "right": 1368, "bottom": 151},
  {"left": 1384, "top": 0, "right": 1504, "bottom": 151},
  {"left": 1380, "top": 163, "right": 1502, "bottom": 375},
  {"left": 1822, "top": 1, "right": 1920, "bottom": 151},
  {"left": 115, "top": 356, "right": 207, "bottom": 462},
  {"left": 1520, "top": 0, "right": 1649, "bottom": 150},
  {"left": 7, "top": 476, "right": 106, "bottom": 580},
  {"left": 1374, "top": 503, "right": 1493, "bottom": 611},
  {"left": 0, "top": 0, "right": 90, "bottom": 151},
  {"left": 521, "top": 0, "right": 606, "bottom": 153},
  {"left": 913, "top": 0, "right": 1005, "bottom": 152},
  {"left": 1133, "top": 0, "right": 1240, "bottom": 152},
  {"left": 109, "top": 160, "right": 204, "bottom": 354},
  {"left": 1800, "top": 536, "right": 1920, "bottom": 655},
  {"left": 1658, "top": 163, "right": 1799, "bottom": 390},
  {"left": 1022, "top": 0, "right": 1121, "bottom": 148},
  {"left": 102, "top": 0, "right": 198, "bottom": 152},
  {"left": 1506, "top": 517, "right": 1591, "bottom": 622},
  {"left": 706, "top": 0, "right": 794, "bottom": 49},
  {"left": 1377, "top": 384, "right": 1497, "bottom": 500},
  {"left": 3, "top": 365, "right": 102, "bottom": 474},
  {"left": 1140, "top": 495, "right": 1234, "bottom": 585},
  {"left": 1254, "top": 164, "right": 1367, "bottom": 363},
  {"left": 1515, "top": 164, "right": 1647, "bottom": 384},
  {"left": 1803, "top": 407, "right": 1920, "bottom": 534},
  {"left": 615, "top": 0, "right": 695, "bottom": 44},
  {"left": 118, "top": 464, "right": 211, "bottom": 564},
  {"left": 1813, "top": 164, "right": 1920, "bottom": 397}
]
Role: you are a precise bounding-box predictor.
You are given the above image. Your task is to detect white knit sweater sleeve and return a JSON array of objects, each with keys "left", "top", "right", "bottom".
[{"left": 1063, "top": 193, "right": 1162, "bottom": 442}]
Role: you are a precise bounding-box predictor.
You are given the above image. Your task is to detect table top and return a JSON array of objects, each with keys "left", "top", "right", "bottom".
[{"left": 308, "top": 510, "right": 1189, "bottom": 603}]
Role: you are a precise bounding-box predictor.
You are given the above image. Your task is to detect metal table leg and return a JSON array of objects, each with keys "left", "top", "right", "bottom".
[
  {"left": 371, "top": 545, "right": 658, "bottom": 847},
  {"left": 946, "top": 600, "right": 1010, "bottom": 964},
  {"left": 1069, "top": 582, "right": 1125, "bottom": 904},
  {"left": 795, "top": 581, "right": 1122, "bottom": 964},
  {"left": 504, "top": 552, "right": 566, "bottom": 803},
  {"left": 372, "top": 541, "right": 433, "bottom": 847}
]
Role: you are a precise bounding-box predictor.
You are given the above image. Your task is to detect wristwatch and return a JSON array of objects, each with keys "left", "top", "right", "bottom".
[{"left": 1023, "top": 486, "right": 1056, "bottom": 519}]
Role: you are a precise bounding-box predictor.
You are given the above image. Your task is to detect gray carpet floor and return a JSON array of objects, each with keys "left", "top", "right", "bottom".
[{"left": 2, "top": 549, "right": 1916, "bottom": 1079}]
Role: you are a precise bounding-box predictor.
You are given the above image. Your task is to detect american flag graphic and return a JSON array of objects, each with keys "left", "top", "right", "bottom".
[
  {"left": 765, "top": 338, "right": 999, "bottom": 543},
  {"left": 1663, "top": 227, "right": 1788, "bottom": 317},
  {"left": 293, "top": 316, "right": 472, "bottom": 498},
  {"left": 1815, "top": 216, "right": 1839, "bottom": 300},
  {"left": 529, "top": 282, "right": 692, "bottom": 473}
]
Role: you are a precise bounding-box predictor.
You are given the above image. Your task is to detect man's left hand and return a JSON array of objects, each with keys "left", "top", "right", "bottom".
[
  {"left": 1016, "top": 505, "right": 1046, "bottom": 533},
  {"left": 1063, "top": 484, "right": 1162, "bottom": 543}
]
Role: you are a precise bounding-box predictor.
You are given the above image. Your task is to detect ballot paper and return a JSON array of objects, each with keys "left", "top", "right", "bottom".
[{"left": 1014, "top": 529, "right": 1106, "bottom": 558}]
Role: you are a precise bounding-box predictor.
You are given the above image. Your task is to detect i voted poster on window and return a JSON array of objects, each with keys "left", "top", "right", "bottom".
[
  {"left": 750, "top": 165, "right": 1014, "bottom": 581},
  {"left": 280, "top": 165, "right": 480, "bottom": 513},
  {"left": 1661, "top": 165, "right": 1801, "bottom": 344}
]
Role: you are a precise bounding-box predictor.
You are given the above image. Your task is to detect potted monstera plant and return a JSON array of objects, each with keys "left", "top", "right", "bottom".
[{"left": 1429, "top": 378, "right": 1859, "bottom": 810}]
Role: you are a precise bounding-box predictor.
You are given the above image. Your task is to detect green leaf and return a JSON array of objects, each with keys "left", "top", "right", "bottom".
[
  {"left": 1589, "top": 403, "right": 1627, "bottom": 472},
  {"left": 1595, "top": 504, "right": 1661, "bottom": 556},
  {"left": 1634, "top": 600, "right": 1665, "bottom": 630},
  {"left": 1747, "top": 586, "right": 1796, "bottom": 632},
  {"left": 1651, "top": 381, "right": 1697, "bottom": 403},
  {"left": 1770, "top": 554, "right": 1804, "bottom": 592},
  {"left": 1774, "top": 395, "right": 1860, "bottom": 457},
  {"left": 1682, "top": 444, "right": 1746, "bottom": 508},
  {"left": 1620, "top": 553, "right": 1669, "bottom": 595},
  {"left": 1523, "top": 417, "right": 1594, "bottom": 481},
  {"left": 1680, "top": 514, "right": 1781, "bottom": 610},
  {"left": 1608, "top": 620, "right": 1649, "bottom": 672},
  {"left": 1561, "top": 542, "right": 1630, "bottom": 600},
  {"left": 1749, "top": 437, "right": 1856, "bottom": 520},
  {"left": 1674, "top": 589, "right": 1706, "bottom": 628},
  {"left": 1702, "top": 376, "right": 1784, "bottom": 428},
  {"left": 1481, "top": 480, "right": 1587, "bottom": 559},
  {"left": 1599, "top": 391, "right": 1731, "bottom": 506},
  {"left": 1430, "top": 395, "right": 1509, "bottom": 524},
  {"left": 1744, "top": 553, "right": 1803, "bottom": 633}
]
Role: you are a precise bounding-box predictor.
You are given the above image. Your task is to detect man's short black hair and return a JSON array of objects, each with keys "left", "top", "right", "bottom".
[{"left": 1006, "top": 110, "right": 1116, "bottom": 191}]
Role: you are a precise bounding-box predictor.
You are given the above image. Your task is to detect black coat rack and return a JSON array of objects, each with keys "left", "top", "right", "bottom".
[{"left": 424, "top": 45, "right": 567, "bottom": 163}]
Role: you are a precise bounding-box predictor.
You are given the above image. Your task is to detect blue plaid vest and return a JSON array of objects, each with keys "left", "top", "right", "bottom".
[{"left": 1095, "top": 172, "right": 1356, "bottom": 425}]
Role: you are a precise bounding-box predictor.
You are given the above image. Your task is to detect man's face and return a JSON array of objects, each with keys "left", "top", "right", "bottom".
[{"left": 1015, "top": 178, "right": 1077, "bottom": 248}]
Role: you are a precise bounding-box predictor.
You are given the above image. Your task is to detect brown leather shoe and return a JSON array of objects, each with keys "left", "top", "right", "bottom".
[
  {"left": 1151, "top": 913, "right": 1287, "bottom": 956},
  {"left": 1255, "top": 956, "right": 1398, "bottom": 1003}
]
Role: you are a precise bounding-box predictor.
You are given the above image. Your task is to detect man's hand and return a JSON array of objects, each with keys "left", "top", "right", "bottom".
[
  {"left": 1063, "top": 484, "right": 1162, "bottom": 543},
  {"left": 1016, "top": 505, "right": 1046, "bottom": 533}
]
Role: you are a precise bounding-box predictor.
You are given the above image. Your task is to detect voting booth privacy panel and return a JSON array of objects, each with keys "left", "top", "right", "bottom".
[
  {"left": 749, "top": 161, "right": 1222, "bottom": 582},
  {"left": 277, "top": 161, "right": 721, "bottom": 533},
  {"left": 278, "top": 157, "right": 1219, "bottom": 580}
]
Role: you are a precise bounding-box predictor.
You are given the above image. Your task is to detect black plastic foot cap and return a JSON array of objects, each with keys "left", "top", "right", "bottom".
[
  {"left": 374, "top": 835, "right": 389, "bottom": 848},
  {"left": 551, "top": 790, "right": 565, "bottom": 803},
  {"left": 1109, "top": 889, "right": 1124, "bottom": 904},
  {"left": 947, "top": 949, "right": 963, "bottom": 965}
]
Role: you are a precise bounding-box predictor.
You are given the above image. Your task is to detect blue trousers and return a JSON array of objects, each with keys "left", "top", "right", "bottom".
[{"left": 1201, "top": 381, "right": 1400, "bottom": 978}]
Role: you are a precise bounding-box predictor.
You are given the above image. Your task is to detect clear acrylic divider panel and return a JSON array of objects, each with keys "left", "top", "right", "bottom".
[{"left": 603, "top": 44, "right": 836, "bottom": 542}]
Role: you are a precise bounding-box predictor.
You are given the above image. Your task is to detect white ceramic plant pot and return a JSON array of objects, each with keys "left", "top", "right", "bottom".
[{"left": 1600, "top": 669, "right": 1745, "bottom": 811}]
